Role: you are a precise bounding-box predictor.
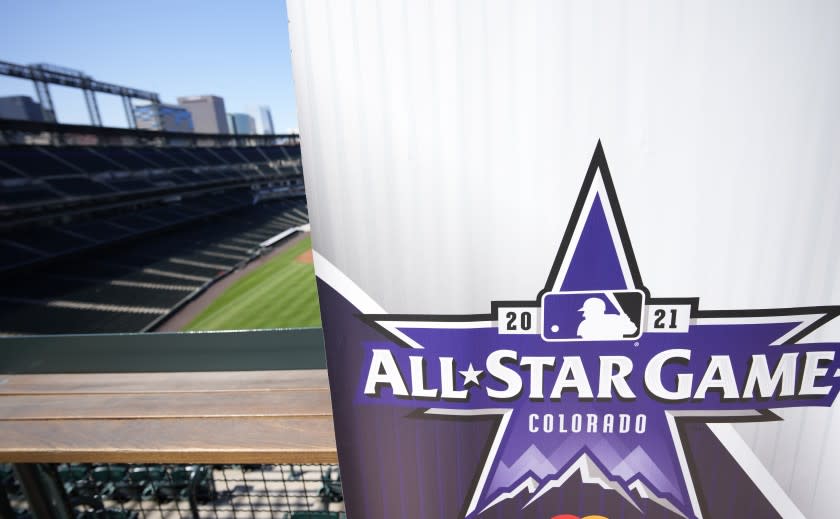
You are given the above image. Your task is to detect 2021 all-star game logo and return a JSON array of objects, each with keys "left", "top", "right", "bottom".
[{"left": 356, "top": 142, "right": 840, "bottom": 519}]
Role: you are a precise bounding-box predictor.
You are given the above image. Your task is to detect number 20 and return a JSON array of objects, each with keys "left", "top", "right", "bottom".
[{"left": 506, "top": 311, "right": 532, "bottom": 331}]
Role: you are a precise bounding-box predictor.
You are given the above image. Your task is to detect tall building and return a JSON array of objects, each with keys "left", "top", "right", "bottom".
[
  {"left": 227, "top": 113, "right": 256, "bottom": 135},
  {"left": 0, "top": 96, "right": 47, "bottom": 122},
  {"left": 176, "top": 95, "right": 229, "bottom": 134},
  {"left": 257, "top": 106, "right": 275, "bottom": 135},
  {"left": 134, "top": 103, "right": 194, "bottom": 132}
]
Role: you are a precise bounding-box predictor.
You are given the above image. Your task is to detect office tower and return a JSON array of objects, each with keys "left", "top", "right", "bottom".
[
  {"left": 176, "top": 95, "right": 229, "bottom": 134},
  {"left": 134, "top": 103, "right": 194, "bottom": 132},
  {"left": 257, "top": 106, "right": 275, "bottom": 135},
  {"left": 227, "top": 113, "right": 256, "bottom": 135}
]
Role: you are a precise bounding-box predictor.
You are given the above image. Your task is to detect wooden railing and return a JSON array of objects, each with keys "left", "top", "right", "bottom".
[{"left": 0, "top": 328, "right": 336, "bottom": 518}]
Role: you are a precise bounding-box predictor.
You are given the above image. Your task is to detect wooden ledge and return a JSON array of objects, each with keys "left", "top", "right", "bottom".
[{"left": 0, "top": 370, "right": 338, "bottom": 464}]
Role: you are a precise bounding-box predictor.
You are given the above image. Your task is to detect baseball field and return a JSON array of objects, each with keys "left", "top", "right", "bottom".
[{"left": 184, "top": 235, "right": 321, "bottom": 331}]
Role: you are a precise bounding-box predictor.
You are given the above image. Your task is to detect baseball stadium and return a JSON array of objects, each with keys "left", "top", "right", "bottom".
[
  {"left": 0, "top": 61, "right": 337, "bottom": 518},
  {"left": 5, "top": 0, "right": 839, "bottom": 515}
]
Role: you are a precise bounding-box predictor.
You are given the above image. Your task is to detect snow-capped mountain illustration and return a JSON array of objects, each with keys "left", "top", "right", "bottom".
[
  {"left": 523, "top": 453, "right": 640, "bottom": 510},
  {"left": 479, "top": 475, "right": 540, "bottom": 514},
  {"left": 629, "top": 478, "right": 687, "bottom": 519},
  {"left": 479, "top": 444, "right": 685, "bottom": 518},
  {"left": 488, "top": 444, "right": 557, "bottom": 494},
  {"left": 612, "top": 445, "right": 680, "bottom": 498}
]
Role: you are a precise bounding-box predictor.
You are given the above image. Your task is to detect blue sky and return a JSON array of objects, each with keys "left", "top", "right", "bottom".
[{"left": 0, "top": 0, "right": 299, "bottom": 131}]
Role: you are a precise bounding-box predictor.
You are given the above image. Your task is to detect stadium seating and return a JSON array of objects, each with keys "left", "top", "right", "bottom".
[
  {"left": 95, "top": 147, "right": 160, "bottom": 170},
  {"left": 0, "top": 187, "right": 250, "bottom": 269},
  {"left": 138, "top": 148, "right": 188, "bottom": 168},
  {"left": 54, "top": 147, "right": 121, "bottom": 173},
  {"left": 0, "top": 136, "right": 307, "bottom": 335},
  {"left": 62, "top": 220, "right": 135, "bottom": 243},
  {"left": 0, "top": 146, "right": 74, "bottom": 176},
  {"left": 48, "top": 176, "right": 118, "bottom": 197},
  {"left": 0, "top": 197, "right": 308, "bottom": 335},
  {"left": 52, "top": 463, "right": 214, "bottom": 514},
  {"left": 259, "top": 145, "right": 301, "bottom": 161},
  {"left": 0, "top": 241, "right": 42, "bottom": 267},
  {"left": 6, "top": 461, "right": 346, "bottom": 518},
  {"left": 0, "top": 161, "right": 26, "bottom": 179},
  {"left": 0, "top": 182, "right": 59, "bottom": 205},
  {"left": 0, "top": 143, "right": 300, "bottom": 215},
  {"left": 235, "top": 146, "right": 269, "bottom": 163}
]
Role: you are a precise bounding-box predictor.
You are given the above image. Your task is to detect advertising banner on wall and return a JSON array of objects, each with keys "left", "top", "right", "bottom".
[{"left": 288, "top": 1, "right": 840, "bottom": 518}]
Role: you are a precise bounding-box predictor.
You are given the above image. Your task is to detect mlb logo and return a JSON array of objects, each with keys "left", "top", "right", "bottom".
[{"left": 541, "top": 290, "right": 644, "bottom": 342}]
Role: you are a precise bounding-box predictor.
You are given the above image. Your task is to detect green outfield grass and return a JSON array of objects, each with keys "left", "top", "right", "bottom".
[{"left": 184, "top": 235, "right": 321, "bottom": 331}]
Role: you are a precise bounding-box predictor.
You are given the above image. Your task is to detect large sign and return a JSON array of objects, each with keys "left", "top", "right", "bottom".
[
  {"left": 288, "top": 2, "right": 840, "bottom": 517},
  {"left": 311, "top": 144, "right": 840, "bottom": 518},
  {"left": 346, "top": 144, "right": 840, "bottom": 518}
]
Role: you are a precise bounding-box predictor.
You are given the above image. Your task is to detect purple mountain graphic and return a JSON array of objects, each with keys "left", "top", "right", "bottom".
[
  {"left": 611, "top": 445, "right": 680, "bottom": 499},
  {"left": 482, "top": 443, "right": 687, "bottom": 518},
  {"left": 481, "top": 452, "right": 639, "bottom": 516},
  {"left": 476, "top": 469, "right": 685, "bottom": 519},
  {"left": 549, "top": 434, "right": 628, "bottom": 471},
  {"left": 488, "top": 444, "right": 557, "bottom": 494}
]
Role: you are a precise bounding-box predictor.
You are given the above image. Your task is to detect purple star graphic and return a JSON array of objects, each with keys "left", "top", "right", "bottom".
[{"left": 354, "top": 142, "right": 840, "bottom": 518}]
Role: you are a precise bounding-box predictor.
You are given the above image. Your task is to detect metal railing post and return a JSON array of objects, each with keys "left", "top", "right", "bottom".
[
  {"left": 0, "top": 480, "right": 16, "bottom": 519},
  {"left": 13, "top": 464, "right": 72, "bottom": 519},
  {"left": 188, "top": 465, "right": 212, "bottom": 519}
]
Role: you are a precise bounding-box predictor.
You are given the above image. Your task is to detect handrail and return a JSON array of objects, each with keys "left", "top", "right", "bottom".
[{"left": 0, "top": 329, "right": 337, "bottom": 518}]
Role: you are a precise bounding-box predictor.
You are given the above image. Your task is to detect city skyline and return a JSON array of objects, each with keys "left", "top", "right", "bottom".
[{"left": 0, "top": 1, "right": 299, "bottom": 132}]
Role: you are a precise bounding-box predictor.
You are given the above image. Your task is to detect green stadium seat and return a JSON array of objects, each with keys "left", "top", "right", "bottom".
[
  {"left": 151, "top": 465, "right": 198, "bottom": 502},
  {"left": 190, "top": 466, "right": 216, "bottom": 504},
  {"left": 127, "top": 465, "right": 165, "bottom": 483},
  {"left": 153, "top": 484, "right": 188, "bottom": 503},
  {"left": 167, "top": 466, "right": 193, "bottom": 486},
  {"left": 76, "top": 509, "right": 137, "bottom": 519},
  {"left": 110, "top": 483, "right": 143, "bottom": 503},
  {"left": 318, "top": 468, "right": 343, "bottom": 503},
  {"left": 140, "top": 484, "right": 156, "bottom": 501},
  {"left": 58, "top": 464, "right": 89, "bottom": 482},
  {"left": 68, "top": 495, "right": 138, "bottom": 519},
  {"left": 91, "top": 465, "right": 128, "bottom": 483}
]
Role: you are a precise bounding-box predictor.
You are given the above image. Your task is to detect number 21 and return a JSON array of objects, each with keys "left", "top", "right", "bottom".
[{"left": 653, "top": 308, "right": 678, "bottom": 329}]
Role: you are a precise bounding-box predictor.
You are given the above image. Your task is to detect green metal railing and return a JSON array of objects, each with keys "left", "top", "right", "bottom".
[{"left": 0, "top": 328, "right": 326, "bottom": 374}]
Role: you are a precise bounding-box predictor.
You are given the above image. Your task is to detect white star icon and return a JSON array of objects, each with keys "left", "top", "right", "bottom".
[{"left": 459, "top": 363, "right": 483, "bottom": 387}]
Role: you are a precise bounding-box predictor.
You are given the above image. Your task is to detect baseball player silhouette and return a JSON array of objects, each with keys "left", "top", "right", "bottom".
[{"left": 576, "top": 297, "right": 637, "bottom": 339}]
